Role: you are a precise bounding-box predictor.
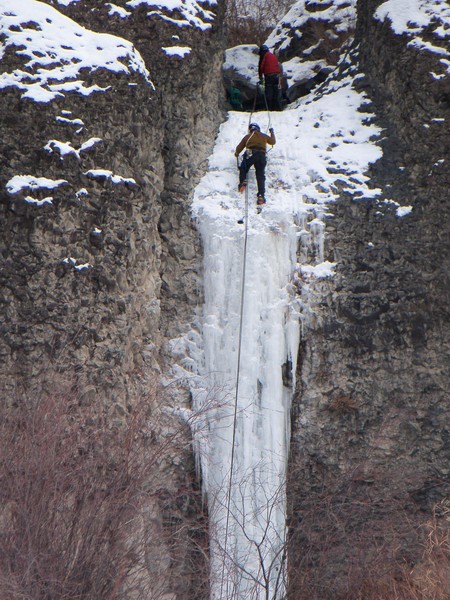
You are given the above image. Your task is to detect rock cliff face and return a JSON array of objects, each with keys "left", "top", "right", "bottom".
[
  {"left": 267, "top": 0, "right": 357, "bottom": 99},
  {"left": 287, "top": 0, "right": 449, "bottom": 596},
  {"left": 0, "top": 0, "right": 225, "bottom": 404},
  {"left": 1, "top": 0, "right": 448, "bottom": 598},
  {"left": 0, "top": 0, "right": 225, "bottom": 597}
]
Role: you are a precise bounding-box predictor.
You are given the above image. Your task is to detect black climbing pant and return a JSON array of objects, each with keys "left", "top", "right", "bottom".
[
  {"left": 264, "top": 74, "right": 282, "bottom": 111},
  {"left": 239, "top": 151, "right": 267, "bottom": 198}
]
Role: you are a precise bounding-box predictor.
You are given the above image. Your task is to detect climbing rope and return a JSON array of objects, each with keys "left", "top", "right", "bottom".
[
  {"left": 219, "top": 176, "right": 250, "bottom": 600},
  {"left": 249, "top": 83, "right": 272, "bottom": 132}
]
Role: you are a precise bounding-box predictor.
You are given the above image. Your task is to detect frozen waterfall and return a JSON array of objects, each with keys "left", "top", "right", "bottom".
[
  {"left": 182, "top": 72, "right": 380, "bottom": 598},
  {"left": 187, "top": 110, "right": 329, "bottom": 599},
  {"left": 194, "top": 210, "right": 300, "bottom": 599}
]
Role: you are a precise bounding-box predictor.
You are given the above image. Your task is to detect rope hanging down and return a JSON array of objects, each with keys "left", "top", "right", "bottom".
[
  {"left": 219, "top": 175, "right": 250, "bottom": 600},
  {"left": 249, "top": 82, "right": 272, "bottom": 132}
]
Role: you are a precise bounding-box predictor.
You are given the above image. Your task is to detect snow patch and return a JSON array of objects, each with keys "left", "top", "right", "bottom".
[
  {"left": 375, "top": 0, "right": 450, "bottom": 70},
  {"left": 396, "top": 205, "right": 413, "bottom": 217},
  {"left": 0, "top": 0, "right": 153, "bottom": 102},
  {"left": 84, "top": 169, "right": 137, "bottom": 185},
  {"left": 267, "top": 0, "right": 357, "bottom": 54},
  {"left": 126, "top": 0, "right": 216, "bottom": 30},
  {"left": 107, "top": 3, "right": 131, "bottom": 18},
  {"left": 63, "top": 257, "right": 92, "bottom": 270},
  {"left": 56, "top": 116, "right": 85, "bottom": 127},
  {"left": 24, "top": 195, "right": 53, "bottom": 206},
  {"left": 301, "top": 261, "right": 336, "bottom": 278},
  {"left": 6, "top": 175, "right": 68, "bottom": 195},
  {"left": 162, "top": 46, "right": 191, "bottom": 57},
  {"left": 45, "top": 137, "right": 102, "bottom": 159}
]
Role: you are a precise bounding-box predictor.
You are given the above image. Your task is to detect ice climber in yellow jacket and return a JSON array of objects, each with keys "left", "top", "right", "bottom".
[{"left": 234, "top": 123, "right": 276, "bottom": 206}]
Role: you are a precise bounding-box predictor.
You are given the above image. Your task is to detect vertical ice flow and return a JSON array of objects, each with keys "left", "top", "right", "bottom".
[
  {"left": 194, "top": 209, "right": 300, "bottom": 599},
  {"left": 186, "top": 78, "right": 380, "bottom": 596},
  {"left": 188, "top": 110, "right": 332, "bottom": 599}
]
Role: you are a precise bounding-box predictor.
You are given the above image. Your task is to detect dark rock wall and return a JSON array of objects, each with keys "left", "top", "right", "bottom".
[
  {"left": 0, "top": 77, "right": 163, "bottom": 406},
  {"left": 287, "top": 1, "right": 449, "bottom": 597},
  {"left": 0, "top": 1, "right": 225, "bottom": 597},
  {"left": 58, "top": 0, "right": 227, "bottom": 345},
  {"left": 0, "top": 0, "right": 226, "bottom": 406}
]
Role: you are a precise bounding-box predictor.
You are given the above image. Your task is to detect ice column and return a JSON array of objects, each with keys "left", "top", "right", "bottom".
[{"left": 191, "top": 209, "right": 301, "bottom": 600}]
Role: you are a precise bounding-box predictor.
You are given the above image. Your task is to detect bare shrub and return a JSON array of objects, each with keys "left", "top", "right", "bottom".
[
  {"left": 401, "top": 502, "right": 450, "bottom": 600},
  {"left": 0, "top": 385, "right": 209, "bottom": 600},
  {"left": 225, "top": 0, "right": 294, "bottom": 46},
  {"left": 286, "top": 463, "right": 449, "bottom": 600}
]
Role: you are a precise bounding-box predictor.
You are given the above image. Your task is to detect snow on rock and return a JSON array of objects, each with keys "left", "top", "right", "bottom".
[
  {"left": 265, "top": 0, "right": 357, "bottom": 100},
  {"left": 375, "top": 0, "right": 450, "bottom": 70},
  {"left": 6, "top": 175, "right": 68, "bottom": 195},
  {"left": 44, "top": 137, "right": 102, "bottom": 159},
  {"left": 375, "top": 0, "right": 450, "bottom": 38},
  {"left": 45, "top": 140, "right": 79, "bottom": 159},
  {"left": 268, "top": 0, "right": 357, "bottom": 54},
  {"left": 62, "top": 257, "right": 92, "bottom": 270},
  {"left": 0, "top": 0, "right": 153, "bottom": 103},
  {"left": 126, "top": 0, "right": 216, "bottom": 30},
  {"left": 106, "top": 3, "right": 131, "bottom": 18},
  {"left": 23, "top": 196, "right": 54, "bottom": 206},
  {"left": 222, "top": 44, "right": 260, "bottom": 104},
  {"left": 83, "top": 169, "right": 137, "bottom": 185},
  {"left": 223, "top": 44, "right": 259, "bottom": 84},
  {"left": 79, "top": 137, "right": 103, "bottom": 152},
  {"left": 162, "top": 46, "right": 192, "bottom": 57},
  {"left": 396, "top": 205, "right": 413, "bottom": 217},
  {"left": 301, "top": 261, "right": 336, "bottom": 279},
  {"left": 56, "top": 115, "right": 85, "bottom": 127}
]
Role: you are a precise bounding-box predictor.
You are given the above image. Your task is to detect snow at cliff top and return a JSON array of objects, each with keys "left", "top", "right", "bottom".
[
  {"left": 267, "top": 0, "right": 357, "bottom": 52},
  {"left": 375, "top": 0, "right": 450, "bottom": 39},
  {"left": 0, "top": 0, "right": 151, "bottom": 102},
  {"left": 0, "top": 0, "right": 220, "bottom": 103},
  {"left": 375, "top": 0, "right": 450, "bottom": 69},
  {"left": 126, "top": 0, "right": 216, "bottom": 30},
  {"left": 56, "top": 0, "right": 216, "bottom": 29}
]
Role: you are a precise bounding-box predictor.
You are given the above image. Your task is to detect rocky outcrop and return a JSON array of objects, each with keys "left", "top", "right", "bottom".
[
  {"left": 267, "top": 0, "right": 357, "bottom": 100},
  {"left": 287, "top": 1, "right": 449, "bottom": 597},
  {"left": 0, "top": 0, "right": 226, "bottom": 402}
]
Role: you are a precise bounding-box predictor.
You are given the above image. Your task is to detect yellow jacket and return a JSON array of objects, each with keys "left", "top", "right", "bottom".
[{"left": 234, "top": 129, "right": 276, "bottom": 156}]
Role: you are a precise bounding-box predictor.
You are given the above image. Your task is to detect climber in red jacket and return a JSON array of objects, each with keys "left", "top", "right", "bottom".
[{"left": 258, "top": 45, "right": 282, "bottom": 111}]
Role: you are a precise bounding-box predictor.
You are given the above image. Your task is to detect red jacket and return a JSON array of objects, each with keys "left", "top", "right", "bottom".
[{"left": 259, "top": 52, "right": 280, "bottom": 77}]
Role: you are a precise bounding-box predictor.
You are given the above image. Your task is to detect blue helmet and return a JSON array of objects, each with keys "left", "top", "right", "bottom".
[
  {"left": 249, "top": 123, "right": 260, "bottom": 131},
  {"left": 259, "top": 44, "right": 269, "bottom": 55}
]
